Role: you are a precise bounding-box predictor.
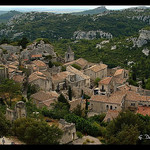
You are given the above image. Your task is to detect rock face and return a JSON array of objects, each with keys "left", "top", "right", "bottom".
[
  {"left": 131, "top": 29, "right": 150, "bottom": 47},
  {"left": 21, "top": 40, "right": 57, "bottom": 61},
  {"left": 0, "top": 44, "right": 21, "bottom": 54},
  {"left": 142, "top": 48, "right": 150, "bottom": 56},
  {"left": 73, "top": 30, "right": 113, "bottom": 40}
]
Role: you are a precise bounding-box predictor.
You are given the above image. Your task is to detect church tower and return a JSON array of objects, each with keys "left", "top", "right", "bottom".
[{"left": 65, "top": 46, "right": 74, "bottom": 63}]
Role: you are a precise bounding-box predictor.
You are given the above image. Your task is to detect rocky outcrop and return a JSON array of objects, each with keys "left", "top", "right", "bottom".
[
  {"left": 21, "top": 40, "right": 57, "bottom": 61},
  {"left": 73, "top": 30, "right": 113, "bottom": 40},
  {"left": 142, "top": 48, "right": 150, "bottom": 56},
  {"left": 0, "top": 44, "right": 21, "bottom": 54},
  {"left": 131, "top": 29, "right": 150, "bottom": 47}
]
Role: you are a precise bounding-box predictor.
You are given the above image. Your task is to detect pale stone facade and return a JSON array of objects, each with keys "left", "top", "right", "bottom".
[
  {"left": 5, "top": 101, "right": 27, "bottom": 122},
  {"left": 84, "top": 63, "right": 107, "bottom": 81},
  {"left": 58, "top": 119, "right": 77, "bottom": 144}
]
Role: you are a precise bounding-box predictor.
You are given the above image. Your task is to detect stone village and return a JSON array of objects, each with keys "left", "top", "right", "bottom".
[{"left": 1, "top": 39, "right": 150, "bottom": 144}]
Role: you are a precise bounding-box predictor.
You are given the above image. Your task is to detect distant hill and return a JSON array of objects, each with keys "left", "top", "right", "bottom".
[
  {"left": 0, "top": 11, "right": 8, "bottom": 15},
  {"left": 0, "top": 10, "right": 22, "bottom": 23},
  {"left": 71, "top": 6, "right": 108, "bottom": 15}
]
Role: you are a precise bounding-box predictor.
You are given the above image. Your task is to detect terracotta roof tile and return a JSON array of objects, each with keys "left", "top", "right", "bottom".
[
  {"left": 99, "top": 77, "right": 112, "bottom": 85},
  {"left": 136, "top": 106, "right": 150, "bottom": 116},
  {"left": 31, "top": 54, "right": 42, "bottom": 58},
  {"left": 32, "top": 60, "right": 46, "bottom": 67},
  {"left": 114, "top": 69, "right": 124, "bottom": 76}
]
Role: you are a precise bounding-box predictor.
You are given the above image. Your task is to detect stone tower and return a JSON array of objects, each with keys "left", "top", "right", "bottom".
[{"left": 65, "top": 46, "right": 74, "bottom": 63}]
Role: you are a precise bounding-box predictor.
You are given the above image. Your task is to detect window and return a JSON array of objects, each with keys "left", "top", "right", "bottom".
[
  {"left": 110, "top": 105, "right": 113, "bottom": 110},
  {"left": 106, "top": 105, "right": 109, "bottom": 110},
  {"left": 131, "top": 103, "right": 135, "bottom": 106}
]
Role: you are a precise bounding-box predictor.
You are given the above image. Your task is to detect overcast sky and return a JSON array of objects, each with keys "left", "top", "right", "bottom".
[{"left": 0, "top": 5, "right": 150, "bottom": 11}]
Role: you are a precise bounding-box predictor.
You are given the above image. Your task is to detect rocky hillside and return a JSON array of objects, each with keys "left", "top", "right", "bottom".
[{"left": 0, "top": 7, "right": 150, "bottom": 41}]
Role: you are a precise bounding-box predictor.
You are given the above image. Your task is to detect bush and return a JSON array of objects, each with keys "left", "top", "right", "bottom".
[
  {"left": 76, "top": 131, "right": 83, "bottom": 138},
  {"left": 12, "top": 117, "right": 63, "bottom": 144}
]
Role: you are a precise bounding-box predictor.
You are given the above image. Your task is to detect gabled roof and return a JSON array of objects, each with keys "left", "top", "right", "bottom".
[
  {"left": 32, "top": 60, "right": 46, "bottom": 67},
  {"left": 31, "top": 90, "right": 59, "bottom": 102},
  {"left": 114, "top": 69, "right": 124, "bottom": 76},
  {"left": 51, "top": 71, "right": 72, "bottom": 82},
  {"left": 66, "top": 65, "right": 90, "bottom": 80},
  {"left": 99, "top": 77, "right": 112, "bottom": 85},
  {"left": 28, "top": 71, "right": 47, "bottom": 83},
  {"left": 90, "top": 91, "right": 125, "bottom": 104},
  {"left": 88, "top": 63, "right": 107, "bottom": 73}
]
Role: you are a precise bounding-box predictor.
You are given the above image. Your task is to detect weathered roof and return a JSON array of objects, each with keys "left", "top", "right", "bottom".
[
  {"left": 64, "top": 58, "right": 88, "bottom": 69},
  {"left": 66, "top": 65, "right": 90, "bottom": 80},
  {"left": 32, "top": 60, "right": 46, "bottom": 67},
  {"left": 136, "top": 106, "right": 150, "bottom": 116},
  {"left": 90, "top": 91, "right": 125, "bottom": 104},
  {"left": 28, "top": 71, "right": 47, "bottom": 83},
  {"left": 99, "top": 77, "right": 112, "bottom": 85},
  {"left": 88, "top": 63, "right": 107, "bottom": 73},
  {"left": 12, "top": 75, "right": 25, "bottom": 83},
  {"left": 31, "top": 90, "right": 59, "bottom": 102},
  {"left": 52, "top": 71, "right": 72, "bottom": 82},
  {"left": 114, "top": 69, "right": 124, "bottom": 76}
]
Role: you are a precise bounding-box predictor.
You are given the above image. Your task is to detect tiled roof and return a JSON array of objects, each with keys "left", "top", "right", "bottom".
[
  {"left": 136, "top": 106, "right": 150, "bottom": 116},
  {"left": 88, "top": 63, "right": 107, "bottom": 72},
  {"left": 31, "top": 54, "right": 42, "bottom": 58},
  {"left": 63, "top": 58, "right": 88, "bottom": 68},
  {"left": 114, "top": 69, "right": 124, "bottom": 76},
  {"left": 103, "top": 109, "right": 119, "bottom": 122},
  {"left": 31, "top": 90, "right": 59, "bottom": 102},
  {"left": 52, "top": 71, "right": 72, "bottom": 82},
  {"left": 28, "top": 71, "right": 47, "bottom": 83},
  {"left": 12, "top": 75, "right": 25, "bottom": 83},
  {"left": 90, "top": 91, "right": 125, "bottom": 104},
  {"left": 32, "top": 60, "right": 46, "bottom": 67},
  {"left": 99, "top": 77, "right": 112, "bottom": 85},
  {"left": 66, "top": 65, "right": 90, "bottom": 80}
]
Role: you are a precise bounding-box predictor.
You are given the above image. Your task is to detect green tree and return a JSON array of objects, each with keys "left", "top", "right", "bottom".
[
  {"left": 17, "top": 37, "right": 29, "bottom": 49},
  {"left": 68, "top": 86, "right": 72, "bottom": 101},
  {"left": 12, "top": 117, "right": 63, "bottom": 144},
  {"left": 0, "top": 112, "right": 12, "bottom": 137},
  {"left": 94, "top": 77, "right": 101, "bottom": 87},
  {"left": 0, "top": 79, "right": 21, "bottom": 107},
  {"left": 105, "top": 110, "right": 144, "bottom": 145},
  {"left": 57, "top": 93, "right": 70, "bottom": 109}
]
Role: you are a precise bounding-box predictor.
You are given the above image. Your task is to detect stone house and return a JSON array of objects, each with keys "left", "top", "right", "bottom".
[
  {"left": 103, "top": 109, "right": 119, "bottom": 122},
  {"left": 66, "top": 65, "right": 90, "bottom": 88},
  {"left": 28, "top": 71, "right": 52, "bottom": 91},
  {"left": 30, "top": 90, "right": 59, "bottom": 109},
  {"left": 89, "top": 90, "right": 125, "bottom": 114},
  {"left": 58, "top": 119, "right": 77, "bottom": 144},
  {"left": 84, "top": 62, "right": 107, "bottom": 81},
  {"left": 90, "top": 83, "right": 150, "bottom": 115},
  {"left": 64, "top": 58, "right": 91, "bottom": 70},
  {"left": 97, "top": 76, "right": 116, "bottom": 95},
  {"left": 51, "top": 71, "right": 72, "bottom": 91},
  {"left": 31, "top": 60, "right": 47, "bottom": 72}
]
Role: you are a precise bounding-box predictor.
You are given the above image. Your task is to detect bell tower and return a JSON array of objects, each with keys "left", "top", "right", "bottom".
[{"left": 65, "top": 46, "right": 74, "bottom": 63}]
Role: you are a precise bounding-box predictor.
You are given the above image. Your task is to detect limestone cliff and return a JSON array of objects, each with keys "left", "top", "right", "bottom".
[{"left": 73, "top": 30, "right": 113, "bottom": 40}]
